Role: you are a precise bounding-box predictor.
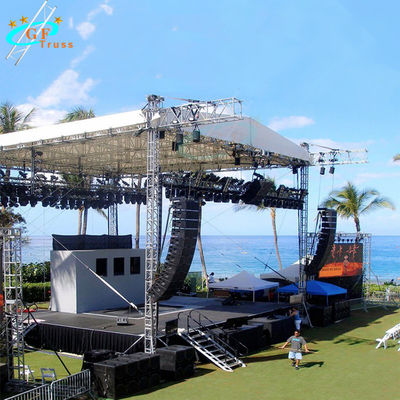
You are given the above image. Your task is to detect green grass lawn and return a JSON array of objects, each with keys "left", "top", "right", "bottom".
[{"left": 2, "top": 307, "right": 400, "bottom": 400}]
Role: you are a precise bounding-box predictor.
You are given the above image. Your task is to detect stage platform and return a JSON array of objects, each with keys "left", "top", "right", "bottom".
[{"left": 26, "top": 296, "right": 290, "bottom": 355}]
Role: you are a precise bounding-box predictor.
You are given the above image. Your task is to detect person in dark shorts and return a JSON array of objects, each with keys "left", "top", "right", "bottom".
[{"left": 280, "top": 330, "right": 310, "bottom": 369}]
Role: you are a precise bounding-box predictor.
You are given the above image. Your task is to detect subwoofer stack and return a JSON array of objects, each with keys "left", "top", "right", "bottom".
[
  {"left": 156, "top": 345, "right": 196, "bottom": 380},
  {"left": 150, "top": 197, "right": 200, "bottom": 302},
  {"left": 92, "top": 352, "right": 160, "bottom": 399}
]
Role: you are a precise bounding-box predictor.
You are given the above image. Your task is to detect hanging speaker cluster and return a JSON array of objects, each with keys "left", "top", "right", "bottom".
[
  {"left": 305, "top": 208, "right": 337, "bottom": 278},
  {"left": 149, "top": 197, "right": 200, "bottom": 302}
]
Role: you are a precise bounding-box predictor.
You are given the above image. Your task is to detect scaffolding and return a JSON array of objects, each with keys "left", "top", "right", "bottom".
[{"left": 1, "top": 228, "right": 24, "bottom": 381}]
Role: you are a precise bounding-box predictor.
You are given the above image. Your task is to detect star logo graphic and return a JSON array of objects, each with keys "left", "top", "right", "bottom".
[
  {"left": 9, "top": 20, "right": 17, "bottom": 29},
  {"left": 54, "top": 17, "right": 63, "bottom": 25},
  {"left": 20, "top": 16, "right": 28, "bottom": 24}
]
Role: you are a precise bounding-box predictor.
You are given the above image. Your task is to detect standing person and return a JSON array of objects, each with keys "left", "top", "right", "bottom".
[
  {"left": 208, "top": 272, "right": 215, "bottom": 284},
  {"left": 280, "top": 330, "right": 310, "bottom": 370},
  {"left": 290, "top": 307, "right": 302, "bottom": 330}
]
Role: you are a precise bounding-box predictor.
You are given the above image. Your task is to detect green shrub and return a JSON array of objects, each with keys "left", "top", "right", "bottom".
[
  {"left": 22, "top": 282, "right": 51, "bottom": 303},
  {"left": 22, "top": 262, "right": 50, "bottom": 283}
]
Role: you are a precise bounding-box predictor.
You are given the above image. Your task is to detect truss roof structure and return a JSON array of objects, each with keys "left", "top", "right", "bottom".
[{"left": 0, "top": 108, "right": 310, "bottom": 177}]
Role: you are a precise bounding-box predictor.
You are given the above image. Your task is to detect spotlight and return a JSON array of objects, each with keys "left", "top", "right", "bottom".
[
  {"left": 329, "top": 166, "right": 335, "bottom": 174},
  {"left": 320, "top": 167, "right": 325, "bottom": 175},
  {"left": 292, "top": 166, "right": 298, "bottom": 174},
  {"left": 159, "top": 130, "right": 166, "bottom": 139},
  {"left": 234, "top": 156, "right": 241, "bottom": 166},
  {"left": 19, "top": 171, "right": 28, "bottom": 179}
]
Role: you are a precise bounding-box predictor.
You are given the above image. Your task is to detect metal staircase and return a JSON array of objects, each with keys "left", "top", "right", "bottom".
[{"left": 178, "top": 310, "right": 247, "bottom": 372}]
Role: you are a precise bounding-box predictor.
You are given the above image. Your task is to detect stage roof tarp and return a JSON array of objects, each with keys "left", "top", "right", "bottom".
[
  {"left": 277, "top": 281, "right": 347, "bottom": 296},
  {"left": 0, "top": 107, "right": 310, "bottom": 176},
  {"left": 209, "top": 270, "right": 279, "bottom": 291}
]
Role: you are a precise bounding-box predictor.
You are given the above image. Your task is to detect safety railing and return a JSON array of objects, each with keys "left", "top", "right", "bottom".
[
  {"left": 50, "top": 369, "right": 91, "bottom": 400},
  {"left": 4, "top": 384, "right": 51, "bottom": 400},
  {"left": 4, "top": 370, "right": 91, "bottom": 400}
]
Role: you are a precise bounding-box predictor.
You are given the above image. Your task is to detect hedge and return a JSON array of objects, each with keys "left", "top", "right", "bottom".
[{"left": 22, "top": 282, "right": 51, "bottom": 303}]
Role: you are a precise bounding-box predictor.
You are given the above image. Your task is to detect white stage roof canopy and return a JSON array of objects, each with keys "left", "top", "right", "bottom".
[{"left": 0, "top": 108, "right": 310, "bottom": 177}]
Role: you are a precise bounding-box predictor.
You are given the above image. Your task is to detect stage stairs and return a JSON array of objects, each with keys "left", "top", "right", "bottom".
[{"left": 178, "top": 310, "right": 247, "bottom": 372}]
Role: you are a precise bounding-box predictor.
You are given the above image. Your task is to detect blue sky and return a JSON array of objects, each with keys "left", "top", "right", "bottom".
[{"left": 1, "top": 0, "right": 400, "bottom": 239}]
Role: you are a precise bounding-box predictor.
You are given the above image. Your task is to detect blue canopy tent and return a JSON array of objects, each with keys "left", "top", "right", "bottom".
[{"left": 277, "top": 281, "right": 347, "bottom": 305}]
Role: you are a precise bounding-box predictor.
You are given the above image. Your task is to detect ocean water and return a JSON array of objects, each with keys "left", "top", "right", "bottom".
[{"left": 22, "top": 235, "right": 400, "bottom": 282}]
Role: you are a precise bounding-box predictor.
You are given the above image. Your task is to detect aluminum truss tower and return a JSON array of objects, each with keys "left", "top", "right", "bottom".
[
  {"left": 143, "top": 95, "right": 163, "bottom": 354},
  {"left": 1, "top": 228, "right": 24, "bottom": 381},
  {"left": 142, "top": 95, "right": 242, "bottom": 353}
]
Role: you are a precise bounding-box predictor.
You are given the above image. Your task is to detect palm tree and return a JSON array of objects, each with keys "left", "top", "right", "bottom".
[
  {"left": 0, "top": 102, "right": 35, "bottom": 133},
  {"left": 235, "top": 177, "right": 283, "bottom": 271},
  {"left": 60, "top": 106, "right": 95, "bottom": 122},
  {"left": 0, "top": 102, "right": 35, "bottom": 222},
  {"left": 322, "top": 182, "right": 395, "bottom": 232},
  {"left": 60, "top": 107, "right": 105, "bottom": 234}
]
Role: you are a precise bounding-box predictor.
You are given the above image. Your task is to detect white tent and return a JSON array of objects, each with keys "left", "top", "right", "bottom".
[
  {"left": 209, "top": 270, "right": 279, "bottom": 302},
  {"left": 260, "top": 261, "right": 300, "bottom": 283}
]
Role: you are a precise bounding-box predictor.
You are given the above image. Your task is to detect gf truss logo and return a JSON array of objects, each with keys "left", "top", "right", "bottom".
[{"left": 7, "top": 15, "right": 73, "bottom": 49}]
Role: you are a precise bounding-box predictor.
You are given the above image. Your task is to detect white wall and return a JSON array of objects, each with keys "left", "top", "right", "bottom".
[{"left": 50, "top": 249, "right": 145, "bottom": 313}]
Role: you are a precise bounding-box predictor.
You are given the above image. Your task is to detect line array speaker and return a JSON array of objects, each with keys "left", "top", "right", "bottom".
[
  {"left": 150, "top": 197, "right": 200, "bottom": 302},
  {"left": 305, "top": 208, "right": 337, "bottom": 278}
]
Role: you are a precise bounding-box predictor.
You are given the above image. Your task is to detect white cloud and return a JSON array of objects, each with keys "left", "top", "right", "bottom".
[
  {"left": 100, "top": 4, "right": 113, "bottom": 15},
  {"left": 21, "top": 69, "right": 98, "bottom": 127},
  {"left": 70, "top": 45, "right": 96, "bottom": 68},
  {"left": 268, "top": 116, "right": 315, "bottom": 131},
  {"left": 69, "top": 17, "right": 74, "bottom": 29},
  {"left": 18, "top": 103, "right": 66, "bottom": 127},
  {"left": 172, "top": 26, "right": 179, "bottom": 31},
  {"left": 155, "top": 73, "right": 163, "bottom": 79},
  {"left": 76, "top": 21, "right": 96, "bottom": 40},
  {"left": 77, "top": 2, "right": 113, "bottom": 39},
  {"left": 32, "top": 69, "right": 96, "bottom": 109}
]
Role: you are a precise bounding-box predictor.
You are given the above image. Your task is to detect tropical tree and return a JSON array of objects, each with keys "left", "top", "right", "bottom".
[
  {"left": 60, "top": 106, "right": 95, "bottom": 123},
  {"left": 235, "top": 177, "right": 283, "bottom": 271},
  {"left": 322, "top": 181, "right": 395, "bottom": 232},
  {"left": 0, "top": 102, "right": 35, "bottom": 133},
  {"left": 60, "top": 107, "right": 106, "bottom": 234},
  {"left": 0, "top": 102, "right": 34, "bottom": 225}
]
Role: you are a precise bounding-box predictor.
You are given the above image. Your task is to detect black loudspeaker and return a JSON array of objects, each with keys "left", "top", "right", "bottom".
[
  {"left": 0, "top": 362, "right": 7, "bottom": 392},
  {"left": 82, "top": 349, "right": 115, "bottom": 374},
  {"left": 150, "top": 198, "right": 200, "bottom": 302},
  {"left": 156, "top": 345, "right": 195, "bottom": 380},
  {"left": 309, "top": 305, "right": 333, "bottom": 327},
  {"left": 92, "top": 353, "right": 160, "bottom": 399},
  {"left": 305, "top": 208, "right": 337, "bottom": 278}
]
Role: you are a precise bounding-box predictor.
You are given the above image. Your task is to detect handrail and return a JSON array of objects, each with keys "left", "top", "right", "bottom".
[{"left": 186, "top": 310, "right": 248, "bottom": 356}]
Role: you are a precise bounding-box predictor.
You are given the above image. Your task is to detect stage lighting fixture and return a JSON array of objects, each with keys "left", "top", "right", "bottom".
[
  {"left": 35, "top": 151, "right": 43, "bottom": 157},
  {"left": 172, "top": 141, "right": 178, "bottom": 151},
  {"left": 292, "top": 166, "right": 298, "bottom": 174},
  {"left": 234, "top": 156, "right": 241, "bottom": 166},
  {"left": 192, "top": 127, "right": 200, "bottom": 143},
  {"left": 0, "top": 170, "right": 5, "bottom": 178},
  {"left": 159, "top": 129, "right": 166, "bottom": 139},
  {"left": 19, "top": 171, "right": 28, "bottom": 179},
  {"left": 320, "top": 167, "right": 325, "bottom": 175},
  {"left": 329, "top": 166, "right": 335, "bottom": 174}
]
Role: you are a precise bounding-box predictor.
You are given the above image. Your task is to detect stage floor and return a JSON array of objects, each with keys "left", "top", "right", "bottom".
[{"left": 33, "top": 296, "right": 290, "bottom": 336}]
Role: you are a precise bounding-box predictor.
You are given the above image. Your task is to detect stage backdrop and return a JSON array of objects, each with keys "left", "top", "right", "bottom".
[{"left": 318, "top": 243, "right": 364, "bottom": 299}]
